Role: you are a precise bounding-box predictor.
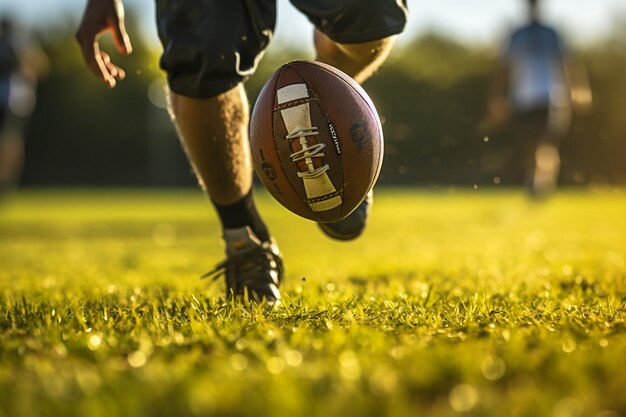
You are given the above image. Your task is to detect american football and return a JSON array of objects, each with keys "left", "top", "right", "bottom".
[{"left": 249, "top": 60, "right": 384, "bottom": 223}]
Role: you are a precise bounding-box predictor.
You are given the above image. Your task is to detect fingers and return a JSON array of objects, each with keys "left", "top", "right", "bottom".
[
  {"left": 100, "top": 51, "right": 126, "bottom": 85},
  {"left": 110, "top": 17, "right": 133, "bottom": 55},
  {"left": 77, "top": 34, "right": 128, "bottom": 88},
  {"left": 81, "top": 41, "right": 125, "bottom": 88},
  {"left": 78, "top": 37, "right": 109, "bottom": 85},
  {"left": 75, "top": 0, "right": 132, "bottom": 88},
  {"left": 111, "top": 0, "right": 133, "bottom": 54}
]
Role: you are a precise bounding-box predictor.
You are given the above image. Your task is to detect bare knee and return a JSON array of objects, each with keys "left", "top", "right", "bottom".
[
  {"left": 314, "top": 29, "right": 396, "bottom": 83},
  {"left": 167, "top": 85, "right": 247, "bottom": 122}
]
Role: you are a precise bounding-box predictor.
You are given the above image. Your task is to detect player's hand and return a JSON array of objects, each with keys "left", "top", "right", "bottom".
[
  {"left": 76, "top": 0, "right": 133, "bottom": 88},
  {"left": 482, "top": 97, "right": 510, "bottom": 132}
]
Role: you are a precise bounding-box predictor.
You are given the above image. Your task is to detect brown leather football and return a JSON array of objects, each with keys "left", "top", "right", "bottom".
[{"left": 250, "top": 60, "right": 383, "bottom": 223}]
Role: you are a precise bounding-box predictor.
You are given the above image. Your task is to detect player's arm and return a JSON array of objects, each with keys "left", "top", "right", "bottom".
[
  {"left": 482, "top": 63, "right": 511, "bottom": 131},
  {"left": 555, "top": 32, "right": 592, "bottom": 114},
  {"left": 18, "top": 39, "right": 50, "bottom": 82},
  {"left": 565, "top": 59, "right": 592, "bottom": 114},
  {"left": 482, "top": 36, "right": 513, "bottom": 132},
  {"left": 76, "top": 0, "right": 133, "bottom": 88}
]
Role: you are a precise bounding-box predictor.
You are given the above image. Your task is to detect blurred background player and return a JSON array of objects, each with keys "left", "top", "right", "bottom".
[
  {"left": 0, "top": 16, "right": 49, "bottom": 194},
  {"left": 76, "top": 0, "right": 408, "bottom": 302},
  {"left": 485, "top": 0, "right": 592, "bottom": 197}
]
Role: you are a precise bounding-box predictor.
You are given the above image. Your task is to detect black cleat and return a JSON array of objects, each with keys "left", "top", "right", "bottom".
[
  {"left": 317, "top": 189, "right": 373, "bottom": 241},
  {"left": 203, "top": 227, "right": 283, "bottom": 303}
]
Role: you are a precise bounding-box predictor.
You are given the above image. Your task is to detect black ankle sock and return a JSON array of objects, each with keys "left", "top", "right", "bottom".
[{"left": 212, "top": 191, "right": 271, "bottom": 242}]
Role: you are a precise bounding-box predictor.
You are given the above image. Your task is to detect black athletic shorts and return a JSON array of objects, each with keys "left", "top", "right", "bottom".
[{"left": 156, "top": 0, "right": 409, "bottom": 98}]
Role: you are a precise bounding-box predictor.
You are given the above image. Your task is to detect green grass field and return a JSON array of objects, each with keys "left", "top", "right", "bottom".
[{"left": 0, "top": 188, "right": 625, "bottom": 417}]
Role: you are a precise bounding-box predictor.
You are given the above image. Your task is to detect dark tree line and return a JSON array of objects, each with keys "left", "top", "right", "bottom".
[{"left": 19, "top": 26, "right": 626, "bottom": 187}]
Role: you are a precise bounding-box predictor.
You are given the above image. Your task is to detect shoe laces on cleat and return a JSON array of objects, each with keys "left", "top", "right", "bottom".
[{"left": 202, "top": 227, "right": 283, "bottom": 303}]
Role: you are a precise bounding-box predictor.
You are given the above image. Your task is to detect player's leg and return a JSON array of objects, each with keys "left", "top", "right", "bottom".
[
  {"left": 157, "top": 0, "right": 282, "bottom": 302},
  {"left": 313, "top": 33, "right": 396, "bottom": 240},
  {"left": 314, "top": 30, "right": 396, "bottom": 84},
  {"left": 0, "top": 74, "right": 39, "bottom": 194},
  {"left": 531, "top": 105, "right": 571, "bottom": 197},
  {"left": 167, "top": 86, "right": 253, "bottom": 206},
  {"left": 292, "top": 0, "right": 407, "bottom": 81},
  {"left": 532, "top": 142, "right": 560, "bottom": 197},
  {"left": 0, "top": 129, "right": 25, "bottom": 191},
  {"left": 293, "top": 0, "right": 408, "bottom": 240},
  {"left": 0, "top": 104, "right": 25, "bottom": 193}
]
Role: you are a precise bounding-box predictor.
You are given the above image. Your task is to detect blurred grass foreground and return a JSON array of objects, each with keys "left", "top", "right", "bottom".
[{"left": 1, "top": 189, "right": 625, "bottom": 417}]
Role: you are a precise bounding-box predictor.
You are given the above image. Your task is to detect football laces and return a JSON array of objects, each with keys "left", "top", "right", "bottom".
[{"left": 286, "top": 127, "right": 330, "bottom": 179}]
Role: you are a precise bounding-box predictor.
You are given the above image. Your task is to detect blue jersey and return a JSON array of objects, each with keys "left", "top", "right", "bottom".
[{"left": 503, "top": 22, "right": 569, "bottom": 111}]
